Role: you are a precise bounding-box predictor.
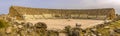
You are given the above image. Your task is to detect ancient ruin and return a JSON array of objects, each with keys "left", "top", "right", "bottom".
[
  {"left": 8, "top": 6, "right": 116, "bottom": 20},
  {"left": 0, "top": 6, "right": 118, "bottom": 36}
]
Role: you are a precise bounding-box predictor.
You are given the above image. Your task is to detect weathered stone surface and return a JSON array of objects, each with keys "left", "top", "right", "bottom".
[
  {"left": 9, "top": 6, "right": 116, "bottom": 20},
  {"left": 18, "top": 25, "right": 23, "bottom": 29},
  {"left": 114, "top": 29, "right": 120, "bottom": 33},
  {"left": 35, "top": 22, "right": 47, "bottom": 28},
  {"left": 5, "top": 27, "right": 12, "bottom": 34}
]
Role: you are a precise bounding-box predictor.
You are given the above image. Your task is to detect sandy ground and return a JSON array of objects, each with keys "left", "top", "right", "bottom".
[{"left": 21, "top": 19, "right": 105, "bottom": 30}]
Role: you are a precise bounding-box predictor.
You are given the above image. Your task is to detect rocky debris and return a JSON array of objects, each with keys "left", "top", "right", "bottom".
[
  {"left": 18, "top": 25, "right": 23, "bottom": 29},
  {"left": 26, "top": 22, "right": 33, "bottom": 28},
  {"left": 47, "top": 30, "right": 59, "bottom": 36},
  {"left": 114, "top": 29, "right": 120, "bottom": 33},
  {"left": 76, "top": 23, "right": 81, "bottom": 29},
  {"left": 64, "top": 25, "right": 83, "bottom": 36},
  {"left": 1, "top": 19, "right": 120, "bottom": 36},
  {"left": 0, "top": 21, "right": 48, "bottom": 36},
  {"left": 5, "top": 27, "right": 12, "bottom": 34},
  {"left": 35, "top": 22, "right": 47, "bottom": 29}
]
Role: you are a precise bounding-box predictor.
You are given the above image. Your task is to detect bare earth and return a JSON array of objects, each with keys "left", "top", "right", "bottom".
[{"left": 22, "top": 19, "right": 104, "bottom": 30}]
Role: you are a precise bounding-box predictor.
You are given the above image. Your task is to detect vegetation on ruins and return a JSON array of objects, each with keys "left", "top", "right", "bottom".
[
  {"left": 0, "top": 19, "right": 120, "bottom": 36},
  {"left": 34, "top": 22, "right": 47, "bottom": 36},
  {"left": 94, "top": 21, "right": 120, "bottom": 36},
  {"left": 0, "top": 19, "right": 9, "bottom": 28},
  {"left": 64, "top": 25, "right": 72, "bottom": 36},
  {"left": 61, "top": 18, "right": 120, "bottom": 36},
  {"left": 0, "top": 14, "right": 120, "bottom": 36}
]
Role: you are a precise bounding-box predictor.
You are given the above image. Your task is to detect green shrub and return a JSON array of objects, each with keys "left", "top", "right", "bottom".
[{"left": 0, "top": 19, "right": 9, "bottom": 28}]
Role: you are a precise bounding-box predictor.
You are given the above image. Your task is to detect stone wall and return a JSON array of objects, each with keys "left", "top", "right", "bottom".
[{"left": 8, "top": 6, "right": 116, "bottom": 20}]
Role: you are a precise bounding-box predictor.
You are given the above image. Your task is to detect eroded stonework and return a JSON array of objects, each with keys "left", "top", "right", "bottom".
[{"left": 8, "top": 6, "right": 116, "bottom": 20}]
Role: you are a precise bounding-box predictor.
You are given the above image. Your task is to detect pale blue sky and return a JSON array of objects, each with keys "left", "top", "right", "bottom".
[{"left": 0, "top": 0, "right": 120, "bottom": 14}]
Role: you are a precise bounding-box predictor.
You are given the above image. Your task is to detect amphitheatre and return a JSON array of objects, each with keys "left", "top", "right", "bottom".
[{"left": 8, "top": 6, "right": 116, "bottom": 30}]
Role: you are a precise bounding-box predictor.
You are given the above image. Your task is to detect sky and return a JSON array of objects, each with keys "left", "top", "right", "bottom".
[{"left": 0, "top": 0, "right": 120, "bottom": 14}]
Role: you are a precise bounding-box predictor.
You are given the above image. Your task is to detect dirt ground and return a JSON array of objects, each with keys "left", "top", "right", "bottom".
[{"left": 20, "top": 19, "right": 105, "bottom": 30}]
